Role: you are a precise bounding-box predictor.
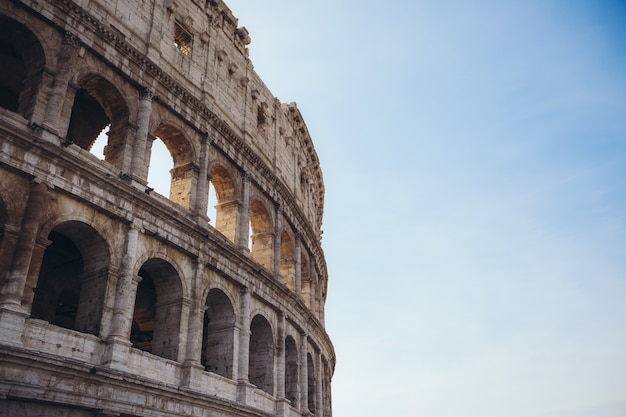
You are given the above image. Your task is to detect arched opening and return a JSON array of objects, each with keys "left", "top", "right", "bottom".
[
  {"left": 285, "top": 335, "right": 298, "bottom": 405},
  {"left": 148, "top": 124, "right": 194, "bottom": 209},
  {"left": 131, "top": 258, "right": 183, "bottom": 361},
  {"left": 30, "top": 221, "right": 110, "bottom": 336},
  {"left": 208, "top": 165, "right": 238, "bottom": 242},
  {"left": 66, "top": 74, "right": 129, "bottom": 168},
  {"left": 146, "top": 137, "right": 173, "bottom": 197},
  {"left": 202, "top": 288, "right": 235, "bottom": 378},
  {"left": 249, "top": 314, "right": 274, "bottom": 394},
  {"left": 249, "top": 199, "right": 273, "bottom": 270},
  {"left": 301, "top": 251, "right": 311, "bottom": 308},
  {"left": 0, "top": 16, "right": 45, "bottom": 118},
  {"left": 307, "top": 352, "right": 315, "bottom": 413},
  {"left": 280, "top": 231, "right": 295, "bottom": 290}
]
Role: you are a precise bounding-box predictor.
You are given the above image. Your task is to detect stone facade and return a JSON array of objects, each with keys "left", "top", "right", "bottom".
[{"left": 0, "top": 0, "right": 334, "bottom": 416}]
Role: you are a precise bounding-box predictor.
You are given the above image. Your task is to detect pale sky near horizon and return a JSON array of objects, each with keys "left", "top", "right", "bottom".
[{"left": 220, "top": 1, "right": 626, "bottom": 416}]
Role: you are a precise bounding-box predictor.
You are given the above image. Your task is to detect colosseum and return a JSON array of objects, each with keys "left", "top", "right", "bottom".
[{"left": 0, "top": 0, "right": 334, "bottom": 416}]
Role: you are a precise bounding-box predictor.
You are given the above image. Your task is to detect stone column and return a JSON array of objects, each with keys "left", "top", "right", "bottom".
[
  {"left": 300, "top": 333, "right": 309, "bottom": 415},
  {"left": 276, "top": 313, "right": 286, "bottom": 399},
  {"left": 103, "top": 274, "right": 141, "bottom": 369},
  {"left": 43, "top": 32, "right": 79, "bottom": 134},
  {"left": 236, "top": 287, "right": 252, "bottom": 403},
  {"left": 181, "top": 261, "right": 206, "bottom": 390},
  {"left": 308, "top": 260, "right": 316, "bottom": 312},
  {"left": 194, "top": 134, "right": 210, "bottom": 223},
  {"left": 183, "top": 261, "right": 205, "bottom": 364},
  {"left": 236, "top": 173, "right": 250, "bottom": 250},
  {"left": 107, "top": 225, "right": 139, "bottom": 339},
  {"left": 315, "top": 350, "right": 324, "bottom": 417},
  {"left": 0, "top": 182, "right": 48, "bottom": 345},
  {"left": 275, "top": 312, "right": 291, "bottom": 417},
  {"left": 237, "top": 288, "right": 251, "bottom": 382},
  {"left": 130, "top": 89, "right": 154, "bottom": 182},
  {"left": 294, "top": 237, "right": 302, "bottom": 295},
  {"left": 102, "top": 225, "right": 141, "bottom": 369},
  {"left": 272, "top": 205, "right": 282, "bottom": 279},
  {"left": 0, "top": 181, "right": 48, "bottom": 308}
]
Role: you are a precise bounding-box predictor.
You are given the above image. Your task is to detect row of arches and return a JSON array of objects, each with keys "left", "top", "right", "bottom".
[
  {"left": 0, "top": 13, "right": 326, "bottom": 318},
  {"left": 0, "top": 206, "right": 330, "bottom": 413}
]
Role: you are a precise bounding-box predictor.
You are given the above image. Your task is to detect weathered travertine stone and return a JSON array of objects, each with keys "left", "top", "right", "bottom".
[{"left": 0, "top": 0, "right": 334, "bottom": 416}]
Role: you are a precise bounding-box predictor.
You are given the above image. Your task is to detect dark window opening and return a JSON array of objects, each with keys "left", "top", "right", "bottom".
[
  {"left": 131, "top": 269, "right": 157, "bottom": 353},
  {"left": 66, "top": 88, "right": 110, "bottom": 151},
  {"left": 174, "top": 22, "right": 192, "bottom": 56},
  {"left": 30, "top": 223, "right": 109, "bottom": 336},
  {"left": 249, "top": 314, "right": 274, "bottom": 394},
  {"left": 257, "top": 105, "right": 267, "bottom": 134},
  {"left": 130, "top": 258, "right": 182, "bottom": 361},
  {"left": 201, "top": 288, "right": 235, "bottom": 378},
  {"left": 31, "top": 231, "right": 83, "bottom": 330},
  {"left": 0, "top": 41, "right": 25, "bottom": 112},
  {"left": 0, "top": 16, "right": 45, "bottom": 118}
]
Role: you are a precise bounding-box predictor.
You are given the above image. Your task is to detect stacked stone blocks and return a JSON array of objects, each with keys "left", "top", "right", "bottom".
[{"left": 0, "top": 0, "right": 334, "bottom": 416}]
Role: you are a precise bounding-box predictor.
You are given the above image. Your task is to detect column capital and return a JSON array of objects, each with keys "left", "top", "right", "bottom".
[
  {"left": 62, "top": 31, "right": 81, "bottom": 47},
  {"left": 139, "top": 88, "right": 155, "bottom": 101}
]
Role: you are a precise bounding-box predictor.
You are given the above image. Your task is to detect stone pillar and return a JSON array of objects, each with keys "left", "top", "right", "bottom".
[
  {"left": 300, "top": 333, "right": 309, "bottom": 415},
  {"left": 309, "top": 265, "right": 316, "bottom": 315},
  {"left": 184, "top": 261, "right": 205, "bottom": 364},
  {"left": 236, "top": 287, "right": 252, "bottom": 403},
  {"left": 181, "top": 260, "right": 206, "bottom": 389},
  {"left": 103, "top": 274, "right": 141, "bottom": 369},
  {"left": 275, "top": 312, "right": 290, "bottom": 417},
  {"left": 43, "top": 32, "right": 79, "bottom": 134},
  {"left": 102, "top": 225, "right": 141, "bottom": 369},
  {"left": 315, "top": 351, "right": 323, "bottom": 417},
  {"left": 294, "top": 237, "right": 302, "bottom": 295},
  {"left": 0, "top": 182, "right": 48, "bottom": 309},
  {"left": 272, "top": 205, "right": 282, "bottom": 279},
  {"left": 194, "top": 135, "right": 210, "bottom": 223},
  {"left": 0, "top": 182, "right": 48, "bottom": 345},
  {"left": 236, "top": 173, "right": 250, "bottom": 250},
  {"left": 130, "top": 89, "right": 154, "bottom": 182},
  {"left": 237, "top": 287, "right": 251, "bottom": 383},
  {"left": 107, "top": 226, "right": 139, "bottom": 339},
  {"left": 276, "top": 313, "right": 286, "bottom": 399}
]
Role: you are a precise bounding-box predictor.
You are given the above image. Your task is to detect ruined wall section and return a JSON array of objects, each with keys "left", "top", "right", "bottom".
[
  {"left": 43, "top": 0, "right": 325, "bottom": 230},
  {"left": 0, "top": 0, "right": 334, "bottom": 415}
]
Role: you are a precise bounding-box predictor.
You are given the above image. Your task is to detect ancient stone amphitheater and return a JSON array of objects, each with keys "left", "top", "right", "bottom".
[{"left": 0, "top": 0, "right": 334, "bottom": 416}]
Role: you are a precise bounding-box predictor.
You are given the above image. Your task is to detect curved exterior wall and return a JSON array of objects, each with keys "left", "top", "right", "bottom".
[{"left": 0, "top": 0, "right": 334, "bottom": 416}]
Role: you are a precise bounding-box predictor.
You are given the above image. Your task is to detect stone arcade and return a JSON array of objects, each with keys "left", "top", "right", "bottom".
[{"left": 0, "top": 0, "right": 334, "bottom": 416}]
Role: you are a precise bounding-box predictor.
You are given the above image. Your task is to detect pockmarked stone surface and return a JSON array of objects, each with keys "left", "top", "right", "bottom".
[{"left": 0, "top": 0, "right": 334, "bottom": 416}]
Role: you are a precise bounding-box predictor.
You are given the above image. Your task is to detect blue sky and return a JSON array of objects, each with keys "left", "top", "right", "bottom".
[{"left": 225, "top": 1, "right": 626, "bottom": 416}]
